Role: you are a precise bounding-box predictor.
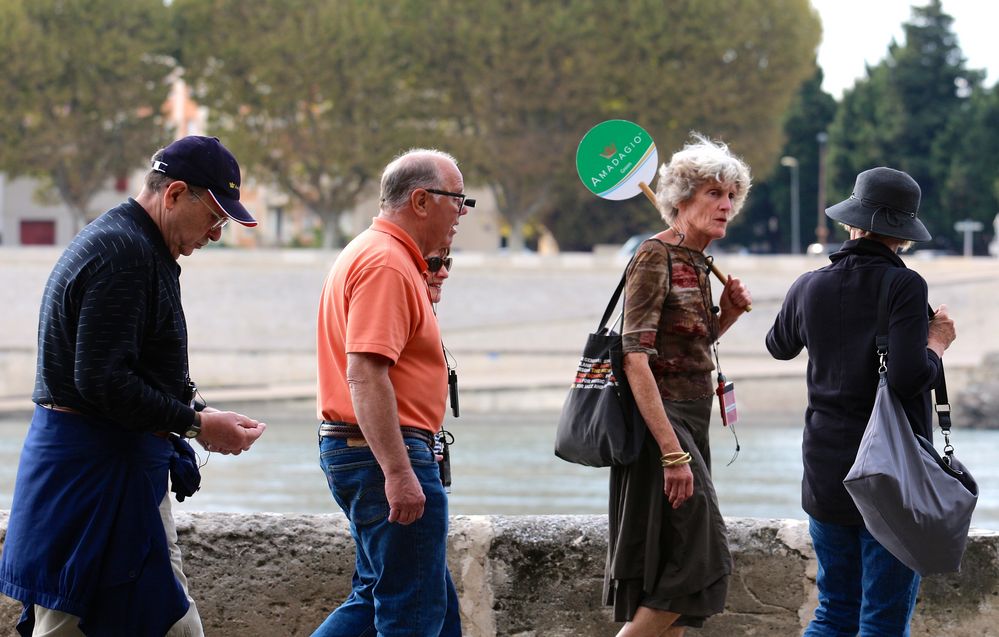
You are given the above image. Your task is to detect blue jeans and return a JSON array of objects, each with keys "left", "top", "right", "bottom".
[
  {"left": 313, "top": 435, "right": 461, "bottom": 637},
  {"left": 804, "top": 516, "right": 920, "bottom": 637}
]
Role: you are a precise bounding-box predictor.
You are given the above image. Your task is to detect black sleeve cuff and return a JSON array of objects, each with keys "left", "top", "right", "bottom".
[{"left": 171, "top": 404, "right": 198, "bottom": 436}]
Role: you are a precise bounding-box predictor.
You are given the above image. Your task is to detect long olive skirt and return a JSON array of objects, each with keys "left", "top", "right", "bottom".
[{"left": 603, "top": 397, "right": 731, "bottom": 628}]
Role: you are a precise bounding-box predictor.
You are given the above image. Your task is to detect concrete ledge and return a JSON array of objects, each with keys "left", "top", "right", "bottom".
[{"left": 1, "top": 512, "right": 998, "bottom": 635}]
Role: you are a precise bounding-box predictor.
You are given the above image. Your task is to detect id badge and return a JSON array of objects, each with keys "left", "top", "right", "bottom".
[{"left": 717, "top": 381, "right": 738, "bottom": 427}]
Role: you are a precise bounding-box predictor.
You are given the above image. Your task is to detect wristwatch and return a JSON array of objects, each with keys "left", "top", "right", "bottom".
[{"left": 183, "top": 411, "right": 202, "bottom": 439}]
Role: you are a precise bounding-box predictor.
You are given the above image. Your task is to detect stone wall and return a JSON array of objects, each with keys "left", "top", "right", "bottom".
[{"left": 2, "top": 512, "right": 998, "bottom": 636}]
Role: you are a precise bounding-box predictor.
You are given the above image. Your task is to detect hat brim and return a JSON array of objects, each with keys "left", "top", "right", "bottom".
[
  {"left": 826, "top": 197, "right": 930, "bottom": 242},
  {"left": 208, "top": 189, "right": 257, "bottom": 227}
]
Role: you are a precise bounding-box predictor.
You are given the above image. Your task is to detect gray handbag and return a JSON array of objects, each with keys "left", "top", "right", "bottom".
[{"left": 843, "top": 269, "right": 978, "bottom": 576}]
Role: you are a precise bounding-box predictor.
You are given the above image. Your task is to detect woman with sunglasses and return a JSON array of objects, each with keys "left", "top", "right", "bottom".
[
  {"left": 421, "top": 246, "right": 461, "bottom": 633},
  {"left": 424, "top": 249, "right": 452, "bottom": 304}
]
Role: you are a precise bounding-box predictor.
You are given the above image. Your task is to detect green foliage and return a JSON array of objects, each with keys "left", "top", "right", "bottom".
[
  {"left": 173, "top": 0, "right": 436, "bottom": 248},
  {"left": 407, "top": 0, "right": 822, "bottom": 250},
  {"left": 731, "top": 67, "right": 837, "bottom": 252},
  {"left": 167, "top": 0, "right": 818, "bottom": 250},
  {"left": 0, "top": 0, "right": 174, "bottom": 229},
  {"left": 827, "top": 0, "right": 989, "bottom": 246},
  {"left": 0, "top": 0, "right": 821, "bottom": 251},
  {"left": 936, "top": 84, "right": 999, "bottom": 250}
]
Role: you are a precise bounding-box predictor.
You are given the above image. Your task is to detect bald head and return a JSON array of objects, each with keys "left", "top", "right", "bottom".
[{"left": 379, "top": 149, "right": 458, "bottom": 211}]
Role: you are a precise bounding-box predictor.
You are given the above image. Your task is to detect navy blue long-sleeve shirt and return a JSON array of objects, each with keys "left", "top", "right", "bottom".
[
  {"left": 766, "top": 238, "right": 941, "bottom": 525},
  {"left": 32, "top": 199, "right": 196, "bottom": 434}
]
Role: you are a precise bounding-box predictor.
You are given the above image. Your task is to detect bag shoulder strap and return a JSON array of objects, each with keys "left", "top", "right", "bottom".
[
  {"left": 598, "top": 260, "right": 631, "bottom": 333},
  {"left": 930, "top": 307, "right": 952, "bottom": 436},
  {"left": 875, "top": 267, "right": 899, "bottom": 357},
  {"left": 877, "top": 267, "right": 955, "bottom": 448}
]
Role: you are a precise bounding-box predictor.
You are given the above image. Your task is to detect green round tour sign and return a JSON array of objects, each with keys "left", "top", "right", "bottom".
[{"left": 576, "top": 120, "right": 658, "bottom": 200}]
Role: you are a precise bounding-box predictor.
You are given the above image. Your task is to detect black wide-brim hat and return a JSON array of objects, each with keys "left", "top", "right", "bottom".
[{"left": 825, "top": 167, "right": 930, "bottom": 242}]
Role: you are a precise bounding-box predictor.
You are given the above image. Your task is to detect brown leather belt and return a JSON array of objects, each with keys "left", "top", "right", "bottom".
[{"left": 319, "top": 421, "right": 434, "bottom": 447}]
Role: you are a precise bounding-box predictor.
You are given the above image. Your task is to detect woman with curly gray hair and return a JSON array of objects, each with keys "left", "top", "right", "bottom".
[{"left": 604, "top": 133, "right": 753, "bottom": 636}]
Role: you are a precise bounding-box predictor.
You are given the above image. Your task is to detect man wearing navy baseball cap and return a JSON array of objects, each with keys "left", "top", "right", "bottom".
[
  {"left": 152, "top": 135, "right": 258, "bottom": 229},
  {"left": 0, "top": 135, "right": 267, "bottom": 636}
]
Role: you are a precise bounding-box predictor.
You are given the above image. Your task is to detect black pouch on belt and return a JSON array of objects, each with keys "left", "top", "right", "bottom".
[{"left": 435, "top": 430, "right": 454, "bottom": 489}]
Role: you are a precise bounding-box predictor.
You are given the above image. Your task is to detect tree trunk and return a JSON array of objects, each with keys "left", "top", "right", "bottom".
[
  {"left": 318, "top": 210, "right": 343, "bottom": 249},
  {"left": 321, "top": 221, "right": 341, "bottom": 249},
  {"left": 506, "top": 218, "right": 526, "bottom": 252},
  {"left": 69, "top": 205, "right": 88, "bottom": 236}
]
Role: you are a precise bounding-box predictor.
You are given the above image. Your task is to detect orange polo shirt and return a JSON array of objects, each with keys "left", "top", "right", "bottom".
[{"left": 316, "top": 217, "right": 446, "bottom": 432}]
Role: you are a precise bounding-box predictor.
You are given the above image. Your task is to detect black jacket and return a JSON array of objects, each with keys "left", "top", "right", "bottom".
[{"left": 766, "top": 238, "right": 942, "bottom": 525}]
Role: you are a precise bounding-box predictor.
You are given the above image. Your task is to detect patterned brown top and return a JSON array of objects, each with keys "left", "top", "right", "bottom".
[{"left": 622, "top": 238, "right": 719, "bottom": 401}]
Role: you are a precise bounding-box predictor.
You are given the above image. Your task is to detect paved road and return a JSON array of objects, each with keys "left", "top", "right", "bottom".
[{"left": 2, "top": 247, "right": 996, "bottom": 413}]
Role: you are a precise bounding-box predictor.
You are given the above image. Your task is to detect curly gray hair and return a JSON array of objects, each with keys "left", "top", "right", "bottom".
[{"left": 656, "top": 133, "right": 752, "bottom": 225}]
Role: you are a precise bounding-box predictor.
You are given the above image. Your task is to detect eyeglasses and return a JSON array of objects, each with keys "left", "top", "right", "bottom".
[
  {"left": 190, "top": 189, "right": 229, "bottom": 231},
  {"left": 425, "top": 188, "right": 476, "bottom": 211},
  {"left": 426, "top": 256, "right": 452, "bottom": 273}
]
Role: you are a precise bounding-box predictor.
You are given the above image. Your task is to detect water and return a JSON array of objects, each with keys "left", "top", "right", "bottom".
[{"left": 1, "top": 400, "right": 997, "bottom": 530}]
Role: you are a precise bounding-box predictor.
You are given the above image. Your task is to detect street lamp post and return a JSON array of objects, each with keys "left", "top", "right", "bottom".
[
  {"left": 780, "top": 156, "right": 801, "bottom": 254},
  {"left": 816, "top": 132, "right": 829, "bottom": 246}
]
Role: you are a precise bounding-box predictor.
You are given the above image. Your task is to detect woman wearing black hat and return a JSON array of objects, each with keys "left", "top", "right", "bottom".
[{"left": 766, "top": 167, "right": 957, "bottom": 635}]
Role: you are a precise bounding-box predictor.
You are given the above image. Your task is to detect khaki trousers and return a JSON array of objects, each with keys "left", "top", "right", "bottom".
[{"left": 32, "top": 493, "right": 203, "bottom": 636}]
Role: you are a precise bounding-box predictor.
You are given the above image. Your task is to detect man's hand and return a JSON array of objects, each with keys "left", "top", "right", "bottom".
[
  {"left": 196, "top": 410, "right": 267, "bottom": 455},
  {"left": 384, "top": 470, "right": 426, "bottom": 525}
]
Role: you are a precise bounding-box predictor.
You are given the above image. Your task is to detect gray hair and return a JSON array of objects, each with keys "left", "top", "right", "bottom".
[
  {"left": 656, "top": 132, "right": 752, "bottom": 225},
  {"left": 144, "top": 148, "right": 175, "bottom": 193},
  {"left": 380, "top": 148, "right": 458, "bottom": 210},
  {"left": 839, "top": 223, "right": 913, "bottom": 253}
]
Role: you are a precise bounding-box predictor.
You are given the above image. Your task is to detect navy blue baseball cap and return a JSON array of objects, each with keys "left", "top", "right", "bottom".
[{"left": 152, "top": 136, "right": 257, "bottom": 227}]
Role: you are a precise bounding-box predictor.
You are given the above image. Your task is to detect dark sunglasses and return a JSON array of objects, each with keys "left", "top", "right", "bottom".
[
  {"left": 426, "top": 256, "right": 453, "bottom": 273},
  {"left": 425, "top": 188, "right": 476, "bottom": 210}
]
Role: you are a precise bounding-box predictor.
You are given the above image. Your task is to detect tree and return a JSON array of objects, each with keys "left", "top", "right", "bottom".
[
  {"left": 174, "top": 0, "right": 437, "bottom": 248},
  {"left": 0, "top": 0, "right": 174, "bottom": 232},
  {"left": 731, "top": 67, "right": 837, "bottom": 252},
  {"left": 417, "top": 0, "right": 822, "bottom": 251},
  {"left": 172, "top": 0, "right": 819, "bottom": 251},
  {"left": 407, "top": 1, "right": 603, "bottom": 251},
  {"left": 827, "top": 0, "right": 984, "bottom": 241},
  {"left": 936, "top": 84, "right": 999, "bottom": 252}
]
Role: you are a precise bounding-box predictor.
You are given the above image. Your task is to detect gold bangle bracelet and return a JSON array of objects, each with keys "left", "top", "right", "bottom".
[
  {"left": 661, "top": 452, "right": 691, "bottom": 467},
  {"left": 663, "top": 459, "right": 691, "bottom": 467}
]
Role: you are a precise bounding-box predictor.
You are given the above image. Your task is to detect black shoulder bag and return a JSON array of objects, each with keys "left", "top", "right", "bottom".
[{"left": 553, "top": 255, "right": 657, "bottom": 467}]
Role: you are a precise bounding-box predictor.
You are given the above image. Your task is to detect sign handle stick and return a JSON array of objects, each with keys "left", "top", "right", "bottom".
[{"left": 639, "top": 181, "right": 752, "bottom": 312}]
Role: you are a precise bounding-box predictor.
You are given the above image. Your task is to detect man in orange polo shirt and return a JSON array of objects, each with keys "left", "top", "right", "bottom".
[{"left": 313, "top": 149, "right": 472, "bottom": 637}]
